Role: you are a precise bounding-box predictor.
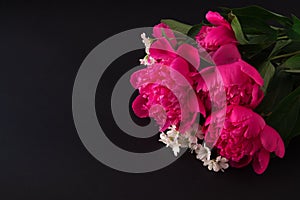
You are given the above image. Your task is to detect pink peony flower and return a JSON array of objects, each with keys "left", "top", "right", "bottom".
[
  {"left": 130, "top": 64, "right": 205, "bottom": 132},
  {"left": 195, "top": 11, "right": 237, "bottom": 52},
  {"left": 130, "top": 24, "right": 207, "bottom": 131},
  {"left": 196, "top": 58, "right": 264, "bottom": 113},
  {"left": 204, "top": 105, "right": 285, "bottom": 174}
]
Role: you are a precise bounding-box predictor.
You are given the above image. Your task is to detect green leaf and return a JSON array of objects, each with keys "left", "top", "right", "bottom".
[
  {"left": 259, "top": 61, "right": 275, "bottom": 93},
  {"left": 160, "top": 19, "right": 192, "bottom": 35},
  {"left": 280, "top": 54, "right": 300, "bottom": 70},
  {"left": 247, "top": 34, "right": 276, "bottom": 45},
  {"left": 255, "top": 70, "right": 295, "bottom": 115},
  {"left": 229, "top": 13, "right": 248, "bottom": 45},
  {"left": 266, "top": 86, "right": 300, "bottom": 144},
  {"left": 187, "top": 23, "right": 203, "bottom": 38},
  {"left": 237, "top": 16, "right": 278, "bottom": 35},
  {"left": 221, "top": 5, "right": 291, "bottom": 26},
  {"left": 269, "top": 39, "right": 292, "bottom": 58},
  {"left": 288, "top": 15, "right": 300, "bottom": 41},
  {"left": 285, "top": 69, "right": 300, "bottom": 73}
]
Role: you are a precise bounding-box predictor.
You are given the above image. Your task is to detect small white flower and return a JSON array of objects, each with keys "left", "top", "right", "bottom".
[
  {"left": 195, "top": 143, "right": 211, "bottom": 161},
  {"left": 141, "top": 33, "right": 152, "bottom": 54},
  {"left": 182, "top": 124, "right": 201, "bottom": 151},
  {"left": 159, "top": 125, "right": 181, "bottom": 156},
  {"left": 139, "top": 55, "right": 155, "bottom": 65},
  {"left": 139, "top": 33, "right": 155, "bottom": 65},
  {"left": 215, "top": 156, "right": 229, "bottom": 171},
  {"left": 203, "top": 156, "right": 229, "bottom": 172}
]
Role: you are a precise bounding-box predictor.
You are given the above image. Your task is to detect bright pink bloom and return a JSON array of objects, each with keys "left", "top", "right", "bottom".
[
  {"left": 131, "top": 23, "right": 207, "bottom": 131},
  {"left": 204, "top": 105, "right": 285, "bottom": 174},
  {"left": 196, "top": 58, "right": 264, "bottom": 113},
  {"left": 195, "top": 11, "right": 237, "bottom": 52},
  {"left": 130, "top": 64, "right": 205, "bottom": 132}
]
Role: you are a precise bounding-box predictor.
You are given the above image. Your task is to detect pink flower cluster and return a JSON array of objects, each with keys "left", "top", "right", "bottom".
[{"left": 130, "top": 11, "right": 285, "bottom": 174}]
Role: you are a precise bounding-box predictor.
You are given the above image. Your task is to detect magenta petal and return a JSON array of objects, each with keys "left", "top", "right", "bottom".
[
  {"left": 177, "top": 43, "right": 200, "bottom": 69},
  {"left": 244, "top": 111, "right": 266, "bottom": 138},
  {"left": 261, "top": 125, "right": 285, "bottom": 158},
  {"left": 252, "top": 148, "right": 270, "bottom": 174},
  {"left": 132, "top": 95, "right": 149, "bottom": 118},
  {"left": 250, "top": 84, "right": 264, "bottom": 108},
  {"left": 169, "top": 57, "right": 191, "bottom": 86},
  {"left": 170, "top": 57, "right": 189, "bottom": 76},
  {"left": 216, "top": 62, "right": 247, "bottom": 86},
  {"left": 212, "top": 44, "right": 241, "bottom": 65},
  {"left": 202, "top": 26, "right": 237, "bottom": 48},
  {"left": 149, "top": 38, "right": 177, "bottom": 62},
  {"left": 240, "top": 60, "right": 264, "bottom": 86},
  {"left": 153, "top": 23, "right": 177, "bottom": 47},
  {"left": 206, "top": 11, "right": 231, "bottom": 28},
  {"left": 228, "top": 105, "right": 252, "bottom": 123},
  {"left": 130, "top": 69, "right": 146, "bottom": 89},
  {"left": 275, "top": 134, "right": 285, "bottom": 158},
  {"left": 260, "top": 125, "right": 277, "bottom": 152}
]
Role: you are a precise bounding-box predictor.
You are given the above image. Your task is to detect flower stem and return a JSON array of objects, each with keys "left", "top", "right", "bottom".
[
  {"left": 277, "top": 35, "right": 289, "bottom": 40},
  {"left": 270, "top": 50, "right": 300, "bottom": 60}
]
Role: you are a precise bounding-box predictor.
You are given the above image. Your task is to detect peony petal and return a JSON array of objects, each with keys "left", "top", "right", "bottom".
[
  {"left": 132, "top": 95, "right": 149, "bottom": 118},
  {"left": 261, "top": 125, "right": 285, "bottom": 158},
  {"left": 206, "top": 11, "right": 231, "bottom": 28},
  {"left": 216, "top": 62, "right": 247, "bottom": 86},
  {"left": 275, "top": 134, "right": 285, "bottom": 158},
  {"left": 201, "top": 26, "right": 237, "bottom": 50},
  {"left": 149, "top": 38, "right": 177, "bottom": 62},
  {"left": 240, "top": 60, "right": 264, "bottom": 86},
  {"left": 153, "top": 23, "right": 177, "bottom": 47},
  {"left": 252, "top": 148, "right": 270, "bottom": 174},
  {"left": 170, "top": 57, "right": 189, "bottom": 74},
  {"left": 212, "top": 43, "right": 241, "bottom": 65},
  {"left": 250, "top": 84, "right": 264, "bottom": 108},
  {"left": 177, "top": 43, "right": 200, "bottom": 69},
  {"left": 244, "top": 111, "right": 266, "bottom": 138},
  {"left": 130, "top": 69, "right": 147, "bottom": 89},
  {"left": 227, "top": 105, "right": 252, "bottom": 123}
]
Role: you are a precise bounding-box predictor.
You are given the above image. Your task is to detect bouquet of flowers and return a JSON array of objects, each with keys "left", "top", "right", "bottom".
[{"left": 130, "top": 6, "right": 300, "bottom": 174}]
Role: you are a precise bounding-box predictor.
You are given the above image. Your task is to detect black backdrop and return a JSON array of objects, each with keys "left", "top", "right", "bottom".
[{"left": 1, "top": 1, "right": 300, "bottom": 199}]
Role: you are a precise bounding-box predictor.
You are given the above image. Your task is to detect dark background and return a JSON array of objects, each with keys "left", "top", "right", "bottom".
[{"left": 1, "top": 0, "right": 300, "bottom": 199}]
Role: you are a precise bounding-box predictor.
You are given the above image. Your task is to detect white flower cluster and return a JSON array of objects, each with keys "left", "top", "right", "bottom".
[
  {"left": 195, "top": 143, "right": 229, "bottom": 172},
  {"left": 139, "top": 33, "right": 155, "bottom": 65},
  {"left": 159, "top": 125, "right": 189, "bottom": 156},
  {"left": 159, "top": 125, "right": 229, "bottom": 172}
]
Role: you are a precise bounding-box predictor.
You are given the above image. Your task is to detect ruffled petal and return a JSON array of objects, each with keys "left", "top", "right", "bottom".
[
  {"left": 206, "top": 11, "right": 231, "bottom": 28},
  {"left": 132, "top": 95, "right": 149, "bottom": 118},
  {"left": 240, "top": 59, "right": 264, "bottom": 86},
  {"left": 212, "top": 43, "right": 241, "bottom": 65},
  {"left": 201, "top": 26, "right": 237, "bottom": 50},
  {"left": 261, "top": 125, "right": 285, "bottom": 158},
  {"left": 177, "top": 43, "right": 200, "bottom": 69},
  {"left": 250, "top": 84, "right": 264, "bottom": 108},
  {"left": 153, "top": 23, "right": 177, "bottom": 47},
  {"left": 149, "top": 38, "right": 177, "bottom": 62},
  {"left": 169, "top": 57, "right": 190, "bottom": 86},
  {"left": 252, "top": 148, "right": 270, "bottom": 174}
]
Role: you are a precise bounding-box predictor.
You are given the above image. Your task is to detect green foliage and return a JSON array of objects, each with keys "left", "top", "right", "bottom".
[{"left": 266, "top": 86, "right": 300, "bottom": 144}]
